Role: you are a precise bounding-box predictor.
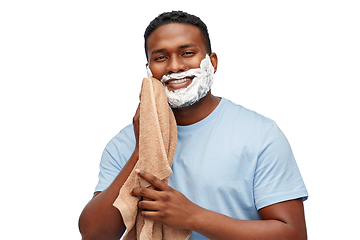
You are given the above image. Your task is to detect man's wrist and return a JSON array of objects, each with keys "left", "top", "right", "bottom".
[{"left": 188, "top": 205, "right": 208, "bottom": 232}]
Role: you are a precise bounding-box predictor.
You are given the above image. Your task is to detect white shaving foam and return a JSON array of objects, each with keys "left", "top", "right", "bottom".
[{"left": 146, "top": 54, "right": 214, "bottom": 108}]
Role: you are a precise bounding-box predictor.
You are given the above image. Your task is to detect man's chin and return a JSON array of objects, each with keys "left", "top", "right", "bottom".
[
  {"left": 169, "top": 101, "right": 194, "bottom": 109},
  {"left": 168, "top": 91, "right": 209, "bottom": 109}
]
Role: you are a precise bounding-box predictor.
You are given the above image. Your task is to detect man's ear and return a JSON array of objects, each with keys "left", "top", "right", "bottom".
[{"left": 209, "top": 52, "right": 218, "bottom": 73}]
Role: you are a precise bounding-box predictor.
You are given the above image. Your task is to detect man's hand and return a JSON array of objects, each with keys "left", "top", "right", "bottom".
[{"left": 130, "top": 169, "right": 200, "bottom": 230}]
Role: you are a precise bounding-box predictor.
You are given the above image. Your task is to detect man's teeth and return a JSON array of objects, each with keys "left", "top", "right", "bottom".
[{"left": 167, "top": 78, "right": 191, "bottom": 84}]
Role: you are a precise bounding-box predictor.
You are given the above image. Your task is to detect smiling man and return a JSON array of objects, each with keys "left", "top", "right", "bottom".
[{"left": 79, "top": 11, "right": 308, "bottom": 240}]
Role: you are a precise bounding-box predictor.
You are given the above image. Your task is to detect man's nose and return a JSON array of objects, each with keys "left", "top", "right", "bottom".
[{"left": 167, "top": 56, "right": 185, "bottom": 74}]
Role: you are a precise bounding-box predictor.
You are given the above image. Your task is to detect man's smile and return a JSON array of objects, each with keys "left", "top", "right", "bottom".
[{"left": 165, "top": 76, "right": 194, "bottom": 91}]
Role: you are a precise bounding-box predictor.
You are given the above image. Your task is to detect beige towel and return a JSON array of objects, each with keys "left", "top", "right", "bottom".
[{"left": 113, "top": 78, "right": 192, "bottom": 240}]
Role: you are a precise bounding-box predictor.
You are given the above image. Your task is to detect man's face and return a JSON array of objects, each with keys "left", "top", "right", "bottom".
[{"left": 146, "top": 23, "right": 212, "bottom": 92}]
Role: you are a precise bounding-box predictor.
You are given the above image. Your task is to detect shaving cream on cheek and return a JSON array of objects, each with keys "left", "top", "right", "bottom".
[
  {"left": 145, "top": 54, "right": 215, "bottom": 108},
  {"left": 164, "top": 54, "right": 214, "bottom": 108}
]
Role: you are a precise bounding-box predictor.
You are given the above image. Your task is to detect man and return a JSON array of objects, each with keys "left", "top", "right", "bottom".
[{"left": 79, "top": 11, "right": 308, "bottom": 240}]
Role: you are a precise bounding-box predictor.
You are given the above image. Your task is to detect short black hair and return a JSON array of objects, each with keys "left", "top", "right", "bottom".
[{"left": 144, "top": 11, "right": 212, "bottom": 60}]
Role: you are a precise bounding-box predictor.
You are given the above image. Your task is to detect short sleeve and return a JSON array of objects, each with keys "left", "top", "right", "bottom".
[
  {"left": 254, "top": 122, "right": 308, "bottom": 210},
  {"left": 94, "top": 124, "right": 136, "bottom": 192}
]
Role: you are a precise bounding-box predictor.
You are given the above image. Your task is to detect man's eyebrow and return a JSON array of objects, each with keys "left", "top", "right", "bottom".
[
  {"left": 151, "top": 48, "right": 166, "bottom": 55},
  {"left": 179, "top": 44, "right": 196, "bottom": 49},
  {"left": 150, "top": 44, "right": 197, "bottom": 55}
]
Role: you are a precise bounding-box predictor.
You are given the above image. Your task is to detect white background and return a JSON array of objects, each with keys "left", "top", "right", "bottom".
[{"left": 1, "top": 1, "right": 359, "bottom": 239}]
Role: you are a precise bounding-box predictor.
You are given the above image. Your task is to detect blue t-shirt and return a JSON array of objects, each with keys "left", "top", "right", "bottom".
[{"left": 95, "top": 98, "right": 308, "bottom": 240}]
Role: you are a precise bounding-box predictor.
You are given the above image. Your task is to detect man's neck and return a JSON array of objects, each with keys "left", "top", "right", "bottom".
[{"left": 171, "top": 91, "right": 221, "bottom": 126}]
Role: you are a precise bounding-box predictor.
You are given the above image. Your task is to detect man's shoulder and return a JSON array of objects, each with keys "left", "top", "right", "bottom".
[
  {"left": 221, "top": 98, "right": 275, "bottom": 126},
  {"left": 105, "top": 124, "right": 135, "bottom": 150}
]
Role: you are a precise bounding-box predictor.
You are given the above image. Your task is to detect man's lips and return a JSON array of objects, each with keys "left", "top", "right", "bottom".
[{"left": 165, "top": 76, "right": 194, "bottom": 91}]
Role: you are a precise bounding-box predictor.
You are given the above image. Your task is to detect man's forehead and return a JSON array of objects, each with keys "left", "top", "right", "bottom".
[{"left": 146, "top": 23, "right": 204, "bottom": 54}]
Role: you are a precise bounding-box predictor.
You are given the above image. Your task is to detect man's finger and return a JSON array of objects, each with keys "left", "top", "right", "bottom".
[
  {"left": 130, "top": 187, "right": 159, "bottom": 200},
  {"left": 135, "top": 169, "right": 167, "bottom": 191}
]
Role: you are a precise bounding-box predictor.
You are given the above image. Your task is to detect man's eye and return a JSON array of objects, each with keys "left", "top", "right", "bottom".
[
  {"left": 155, "top": 56, "right": 167, "bottom": 61},
  {"left": 182, "top": 51, "right": 195, "bottom": 57}
]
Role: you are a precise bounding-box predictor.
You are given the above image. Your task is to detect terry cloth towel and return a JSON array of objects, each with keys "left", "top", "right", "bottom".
[{"left": 113, "top": 78, "right": 192, "bottom": 240}]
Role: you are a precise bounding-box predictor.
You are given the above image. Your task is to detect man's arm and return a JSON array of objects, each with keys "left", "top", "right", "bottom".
[
  {"left": 78, "top": 149, "right": 138, "bottom": 240},
  {"left": 131, "top": 169, "right": 307, "bottom": 240},
  {"left": 78, "top": 106, "right": 140, "bottom": 240},
  {"left": 193, "top": 198, "right": 307, "bottom": 240}
]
